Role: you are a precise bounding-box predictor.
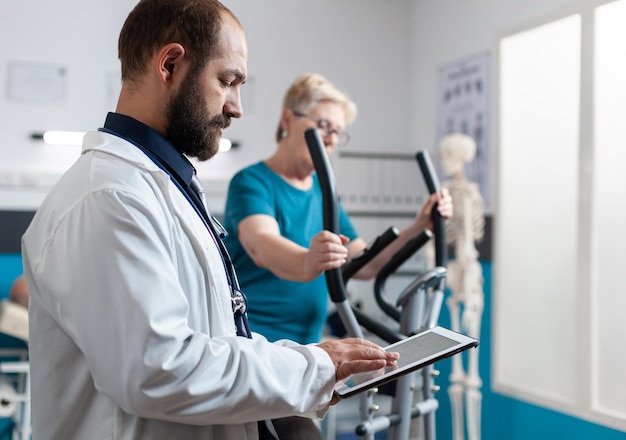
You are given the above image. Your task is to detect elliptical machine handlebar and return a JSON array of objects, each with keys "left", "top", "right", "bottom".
[
  {"left": 305, "top": 128, "right": 347, "bottom": 303},
  {"left": 374, "top": 229, "right": 433, "bottom": 322},
  {"left": 371, "top": 151, "right": 447, "bottom": 326},
  {"left": 415, "top": 151, "right": 447, "bottom": 268},
  {"left": 342, "top": 226, "right": 400, "bottom": 283},
  {"left": 305, "top": 127, "right": 404, "bottom": 343}
]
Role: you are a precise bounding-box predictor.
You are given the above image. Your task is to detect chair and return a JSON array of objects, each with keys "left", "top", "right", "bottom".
[{"left": 0, "top": 300, "right": 31, "bottom": 440}]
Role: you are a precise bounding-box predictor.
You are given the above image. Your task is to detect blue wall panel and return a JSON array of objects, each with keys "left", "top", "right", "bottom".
[{"left": 0, "top": 254, "right": 23, "bottom": 300}]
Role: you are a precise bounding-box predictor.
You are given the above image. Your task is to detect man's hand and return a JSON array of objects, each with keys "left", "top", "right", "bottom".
[{"left": 317, "top": 338, "right": 399, "bottom": 405}]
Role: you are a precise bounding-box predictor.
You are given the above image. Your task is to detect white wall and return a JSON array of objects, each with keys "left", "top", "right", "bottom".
[
  {"left": 409, "top": 0, "right": 578, "bottom": 213},
  {"left": 0, "top": 0, "right": 134, "bottom": 171},
  {"left": 0, "top": 0, "right": 414, "bottom": 206}
]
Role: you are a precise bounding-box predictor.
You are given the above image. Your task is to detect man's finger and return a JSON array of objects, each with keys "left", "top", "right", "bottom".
[{"left": 336, "top": 359, "right": 387, "bottom": 381}]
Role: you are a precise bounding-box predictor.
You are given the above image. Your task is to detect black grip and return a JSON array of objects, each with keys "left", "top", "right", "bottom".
[
  {"left": 416, "top": 151, "right": 447, "bottom": 268},
  {"left": 305, "top": 128, "right": 347, "bottom": 303},
  {"left": 342, "top": 226, "right": 399, "bottom": 283},
  {"left": 416, "top": 150, "right": 441, "bottom": 194}
]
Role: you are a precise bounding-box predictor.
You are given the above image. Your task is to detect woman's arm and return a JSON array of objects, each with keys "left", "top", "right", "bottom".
[
  {"left": 348, "top": 188, "right": 453, "bottom": 280},
  {"left": 238, "top": 214, "right": 349, "bottom": 282}
]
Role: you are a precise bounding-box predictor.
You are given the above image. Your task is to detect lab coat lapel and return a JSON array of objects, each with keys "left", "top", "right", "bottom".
[{"left": 165, "top": 179, "right": 238, "bottom": 337}]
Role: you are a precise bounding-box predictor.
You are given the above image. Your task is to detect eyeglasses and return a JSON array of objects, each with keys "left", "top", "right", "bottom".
[{"left": 292, "top": 110, "right": 350, "bottom": 147}]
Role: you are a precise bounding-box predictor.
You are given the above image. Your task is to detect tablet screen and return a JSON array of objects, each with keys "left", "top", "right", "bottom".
[{"left": 334, "top": 326, "right": 478, "bottom": 398}]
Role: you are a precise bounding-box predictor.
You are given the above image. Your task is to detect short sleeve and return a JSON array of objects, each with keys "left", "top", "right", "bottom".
[
  {"left": 224, "top": 166, "right": 274, "bottom": 232},
  {"left": 338, "top": 202, "right": 359, "bottom": 241}
]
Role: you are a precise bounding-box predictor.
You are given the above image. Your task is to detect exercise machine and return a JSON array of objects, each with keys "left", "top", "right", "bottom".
[{"left": 306, "top": 128, "right": 453, "bottom": 440}]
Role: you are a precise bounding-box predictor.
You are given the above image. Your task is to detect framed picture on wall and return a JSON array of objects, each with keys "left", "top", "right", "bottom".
[{"left": 8, "top": 62, "right": 66, "bottom": 103}]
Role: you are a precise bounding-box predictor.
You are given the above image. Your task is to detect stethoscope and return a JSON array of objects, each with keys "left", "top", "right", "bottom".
[
  {"left": 203, "top": 216, "right": 251, "bottom": 338},
  {"left": 99, "top": 127, "right": 252, "bottom": 338}
]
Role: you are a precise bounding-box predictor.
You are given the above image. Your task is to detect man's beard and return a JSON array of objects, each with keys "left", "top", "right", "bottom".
[{"left": 165, "top": 73, "right": 231, "bottom": 162}]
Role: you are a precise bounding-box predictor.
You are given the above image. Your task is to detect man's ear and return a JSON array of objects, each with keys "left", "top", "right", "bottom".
[{"left": 156, "top": 43, "right": 186, "bottom": 84}]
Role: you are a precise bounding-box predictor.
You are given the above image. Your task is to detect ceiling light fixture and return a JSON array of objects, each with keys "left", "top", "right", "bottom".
[{"left": 31, "top": 131, "right": 239, "bottom": 153}]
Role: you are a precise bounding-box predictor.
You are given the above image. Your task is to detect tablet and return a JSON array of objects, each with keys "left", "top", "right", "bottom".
[{"left": 334, "top": 326, "right": 479, "bottom": 399}]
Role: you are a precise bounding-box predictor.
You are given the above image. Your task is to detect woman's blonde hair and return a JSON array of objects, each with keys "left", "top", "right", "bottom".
[{"left": 276, "top": 73, "right": 358, "bottom": 142}]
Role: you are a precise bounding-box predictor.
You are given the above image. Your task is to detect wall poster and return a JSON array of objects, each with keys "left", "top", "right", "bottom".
[{"left": 437, "top": 51, "right": 491, "bottom": 212}]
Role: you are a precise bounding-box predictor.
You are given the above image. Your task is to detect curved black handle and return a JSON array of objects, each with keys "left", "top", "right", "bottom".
[
  {"left": 416, "top": 151, "right": 447, "bottom": 267},
  {"left": 305, "top": 128, "right": 348, "bottom": 303},
  {"left": 306, "top": 127, "right": 406, "bottom": 342},
  {"left": 342, "top": 226, "right": 399, "bottom": 283},
  {"left": 374, "top": 229, "right": 433, "bottom": 322}
]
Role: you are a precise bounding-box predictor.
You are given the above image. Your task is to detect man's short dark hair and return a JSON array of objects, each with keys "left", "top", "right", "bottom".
[{"left": 118, "top": 0, "right": 239, "bottom": 82}]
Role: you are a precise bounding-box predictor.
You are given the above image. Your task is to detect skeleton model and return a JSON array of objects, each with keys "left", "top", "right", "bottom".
[{"left": 439, "top": 133, "right": 485, "bottom": 440}]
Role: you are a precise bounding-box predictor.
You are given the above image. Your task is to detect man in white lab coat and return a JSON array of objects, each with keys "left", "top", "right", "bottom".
[{"left": 21, "top": 1, "right": 398, "bottom": 439}]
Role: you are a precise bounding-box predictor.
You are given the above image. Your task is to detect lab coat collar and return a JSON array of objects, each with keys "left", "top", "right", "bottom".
[{"left": 101, "top": 112, "right": 195, "bottom": 190}]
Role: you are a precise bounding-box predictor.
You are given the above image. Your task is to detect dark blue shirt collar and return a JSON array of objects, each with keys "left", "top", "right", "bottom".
[{"left": 101, "top": 112, "right": 195, "bottom": 188}]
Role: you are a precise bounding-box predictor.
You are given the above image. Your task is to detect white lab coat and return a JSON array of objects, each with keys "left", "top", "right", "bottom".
[{"left": 22, "top": 130, "right": 335, "bottom": 440}]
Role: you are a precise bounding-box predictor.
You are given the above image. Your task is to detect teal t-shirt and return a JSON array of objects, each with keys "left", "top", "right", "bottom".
[{"left": 223, "top": 162, "right": 358, "bottom": 344}]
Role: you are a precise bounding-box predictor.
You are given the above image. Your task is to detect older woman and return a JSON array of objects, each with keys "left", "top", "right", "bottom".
[
  {"left": 223, "top": 72, "right": 451, "bottom": 439},
  {"left": 224, "top": 72, "right": 452, "bottom": 345}
]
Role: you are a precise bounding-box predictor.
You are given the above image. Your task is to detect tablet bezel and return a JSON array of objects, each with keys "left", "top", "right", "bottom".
[{"left": 333, "top": 326, "right": 478, "bottom": 399}]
